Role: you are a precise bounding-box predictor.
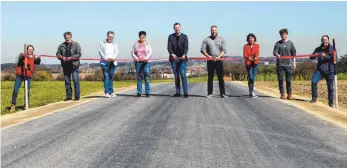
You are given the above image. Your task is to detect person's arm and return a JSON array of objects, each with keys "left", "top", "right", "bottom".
[
  {"left": 145, "top": 42, "right": 152, "bottom": 61},
  {"left": 201, "top": 39, "right": 212, "bottom": 59},
  {"left": 273, "top": 42, "right": 280, "bottom": 58},
  {"left": 310, "top": 48, "right": 318, "bottom": 60},
  {"left": 183, "top": 35, "right": 189, "bottom": 58},
  {"left": 243, "top": 45, "right": 249, "bottom": 59},
  {"left": 167, "top": 35, "right": 175, "bottom": 58},
  {"left": 131, "top": 42, "right": 139, "bottom": 61},
  {"left": 111, "top": 43, "right": 119, "bottom": 62},
  {"left": 216, "top": 38, "right": 226, "bottom": 59},
  {"left": 291, "top": 41, "right": 297, "bottom": 65},
  {"left": 56, "top": 44, "right": 65, "bottom": 60},
  {"left": 99, "top": 42, "right": 106, "bottom": 60},
  {"left": 255, "top": 44, "right": 260, "bottom": 60},
  {"left": 69, "top": 43, "right": 81, "bottom": 61}
]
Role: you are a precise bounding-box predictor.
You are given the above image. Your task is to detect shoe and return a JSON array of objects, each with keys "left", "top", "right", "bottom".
[
  {"left": 9, "top": 104, "right": 15, "bottom": 112},
  {"left": 74, "top": 97, "right": 80, "bottom": 101},
  {"left": 184, "top": 94, "right": 188, "bottom": 98},
  {"left": 110, "top": 93, "right": 117, "bottom": 98},
  {"left": 221, "top": 94, "right": 228, "bottom": 98},
  {"left": 136, "top": 93, "right": 141, "bottom": 97},
  {"left": 206, "top": 94, "right": 213, "bottom": 98},
  {"left": 64, "top": 97, "right": 72, "bottom": 101},
  {"left": 174, "top": 93, "right": 181, "bottom": 97},
  {"left": 287, "top": 94, "right": 294, "bottom": 100},
  {"left": 280, "top": 94, "right": 286, "bottom": 100},
  {"left": 310, "top": 98, "right": 317, "bottom": 103},
  {"left": 105, "top": 94, "right": 111, "bottom": 98},
  {"left": 329, "top": 103, "right": 334, "bottom": 108},
  {"left": 250, "top": 92, "right": 258, "bottom": 98},
  {"left": 146, "top": 94, "right": 150, "bottom": 98}
]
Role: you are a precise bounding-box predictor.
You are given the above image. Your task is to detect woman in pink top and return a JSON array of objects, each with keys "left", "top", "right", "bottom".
[{"left": 131, "top": 31, "right": 152, "bottom": 98}]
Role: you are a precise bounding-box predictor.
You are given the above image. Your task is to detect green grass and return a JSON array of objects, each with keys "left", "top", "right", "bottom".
[
  {"left": 337, "top": 73, "right": 347, "bottom": 80},
  {"left": 1, "top": 76, "right": 209, "bottom": 115}
]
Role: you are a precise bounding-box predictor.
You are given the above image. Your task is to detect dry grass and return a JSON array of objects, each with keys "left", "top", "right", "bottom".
[{"left": 252, "top": 80, "right": 347, "bottom": 110}]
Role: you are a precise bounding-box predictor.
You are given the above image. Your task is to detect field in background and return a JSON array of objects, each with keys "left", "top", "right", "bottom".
[
  {"left": 248, "top": 80, "right": 347, "bottom": 110},
  {"left": 1, "top": 76, "right": 208, "bottom": 115}
]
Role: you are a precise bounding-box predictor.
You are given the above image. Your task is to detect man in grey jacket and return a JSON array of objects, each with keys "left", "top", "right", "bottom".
[
  {"left": 201, "top": 25, "right": 228, "bottom": 98},
  {"left": 56, "top": 32, "right": 82, "bottom": 101},
  {"left": 273, "top": 28, "right": 296, "bottom": 100}
]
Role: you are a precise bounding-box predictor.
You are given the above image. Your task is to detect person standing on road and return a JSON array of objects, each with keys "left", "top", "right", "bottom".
[
  {"left": 56, "top": 32, "right": 82, "bottom": 101},
  {"left": 131, "top": 31, "right": 152, "bottom": 98},
  {"left": 99, "top": 31, "right": 119, "bottom": 98},
  {"left": 273, "top": 28, "right": 297, "bottom": 100},
  {"left": 201, "top": 25, "right": 228, "bottom": 98},
  {"left": 9, "top": 45, "right": 41, "bottom": 112},
  {"left": 167, "top": 23, "right": 189, "bottom": 98},
  {"left": 310, "top": 35, "right": 335, "bottom": 108},
  {"left": 243, "top": 33, "right": 260, "bottom": 98}
]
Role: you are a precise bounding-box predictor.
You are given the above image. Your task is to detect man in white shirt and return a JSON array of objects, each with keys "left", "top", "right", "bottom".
[{"left": 99, "top": 31, "right": 119, "bottom": 98}]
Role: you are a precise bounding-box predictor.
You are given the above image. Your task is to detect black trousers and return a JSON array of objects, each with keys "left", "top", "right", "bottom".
[{"left": 207, "top": 60, "right": 225, "bottom": 95}]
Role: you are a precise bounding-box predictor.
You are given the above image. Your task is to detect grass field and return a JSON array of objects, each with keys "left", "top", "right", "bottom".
[
  {"left": 248, "top": 80, "right": 347, "bottom": 110},
  {"left": 1, "top": 76, "right": 208, "bottom": 115}
]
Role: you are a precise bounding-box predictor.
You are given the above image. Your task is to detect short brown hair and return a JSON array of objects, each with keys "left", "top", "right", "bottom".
[
  {"left": 63, "top": 31, "right": 72, "bottom": 37},
  {"left": 27, "top": 44, "right": 34, "bottom": 50},
  {"left": 211, "top": 25, "right": 218, "bottom": 29},
  {"left": 279, "top": 28, "right": 288, "bottom": 35},
  {"left": 107, "top": 31, "right": 114, "bottom": 36}
]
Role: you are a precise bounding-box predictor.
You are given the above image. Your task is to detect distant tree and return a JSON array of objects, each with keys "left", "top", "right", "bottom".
[
  {"left": 32, "top": 71, "right": 53, "bottom": 81},
  {"left": 336, "top": 54, "right": 347, "bottom": 73},
  {"left": 1, "top": 73, "right": 16, "bottom": 81}
]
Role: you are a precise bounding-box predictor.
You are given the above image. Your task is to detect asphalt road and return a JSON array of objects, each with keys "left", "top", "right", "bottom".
[{"left": 2, "top": 82, "right": 347, "bottom": 168}]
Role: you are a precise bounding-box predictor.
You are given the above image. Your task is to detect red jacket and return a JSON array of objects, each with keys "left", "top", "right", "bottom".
[
  {"left": 243, "top": 43, "right": 260, "bottom": 65},
  {"left": 15, "top": 53, "right": 41, "bottom": 78}
]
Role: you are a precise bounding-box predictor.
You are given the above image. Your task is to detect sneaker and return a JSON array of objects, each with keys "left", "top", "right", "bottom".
[
  {"left": 251, "top": 92, "right": 258, "bottom": 98},
  {"left": 9, "top": 104, "right": 15, "bottom": 112},
  {"left": 287, "top": 94, "right": 294, "bottom": 100},
  {"left": 74, "top": 97, "right": 80, "bottom": 101},
  {"left": 206, "top": 94, "right": 213, "bottom": 98},
  {"left": 110, "top": 93, "right": 117, "bottom": 98},
  {"left": 64, "top": 97, "right": 72, "bottom": 101},
  {"left": 329, "top": 104, "right": 334, "bottom": 108},
  {"left": 136, "top": 93, "right": 141, "bottom": 97},
  {"left": 221, "top": 94, "right": 228, "bottom": 98},
  {"left": 310, "top": 98, "right": 317, "bottom": 103},
  {"left": 146, "top": 94, "right": 150, "bottom": 98},
  {"left": 105, "top": 94, "right": 111, "bottom": 98},
  {"left": 184, "top": 94, "right": 188, "bottom": 98},
  {"left": 280, "top": 94, "right": 286, "bottom": 100}
]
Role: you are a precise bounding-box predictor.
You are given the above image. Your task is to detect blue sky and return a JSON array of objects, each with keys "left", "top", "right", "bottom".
[{"left": 1, "top": 1, "right": 347, "bottom": 64}]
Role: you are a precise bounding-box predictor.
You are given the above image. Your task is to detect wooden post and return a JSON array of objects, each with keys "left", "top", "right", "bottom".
[{"left": 24, "top": 44, "right": 29, "bottom": 110}]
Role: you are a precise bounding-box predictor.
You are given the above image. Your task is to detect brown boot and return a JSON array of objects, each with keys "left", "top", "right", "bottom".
[
  {"left": 280, "top": 93, "right": 286, "bottom": 100},
  {"left": 9, "top": 104, "right": 16, "bottom": 113},
  {"left": 287, "top": 94, "right": 294, "bottom": 100}
]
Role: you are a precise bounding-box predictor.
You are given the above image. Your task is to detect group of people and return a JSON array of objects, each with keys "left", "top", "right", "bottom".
[{"left": 9, "top": 23, "right": 336, "bottom": 112}]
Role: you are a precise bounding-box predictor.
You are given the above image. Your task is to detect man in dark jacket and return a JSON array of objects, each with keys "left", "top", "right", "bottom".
[
  {"left": 56, "top": 32, "right": 82, "bottom": 101},
  {"left": 167, "top": 23, "right": 189, "bottom": 98},
  {"left": 310, "top": 35, "right": 335, "bottom": 108}
]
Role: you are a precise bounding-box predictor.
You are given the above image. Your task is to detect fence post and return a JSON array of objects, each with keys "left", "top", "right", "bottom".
[{"left": 24, "top": 44, "right": 29, "bottom": 110}]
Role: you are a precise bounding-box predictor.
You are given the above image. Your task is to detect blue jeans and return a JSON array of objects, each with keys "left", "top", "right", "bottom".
[
  {"left": 63, "top": 66, "right": 80, "bottom": 99},
  {"left": 312, "top": 71, "right": 335, "bottom": 105},
  {"left": 277, "top": 66, "right": 293, "bottom": 94},
  {"left": 246, "top": 63, "right": 258, "bottom": 93},
  {"left": 11, "top": 76, "right": 31, "bottom": 105},
  {"left": 136, "top": 62, "right": 150, "bottom": 94},
  {"left": 101, "top": 63, "right": 116, "bottom": 95},
  {"left": 171, "top": 60, "right": 188, "bottom": 94}
]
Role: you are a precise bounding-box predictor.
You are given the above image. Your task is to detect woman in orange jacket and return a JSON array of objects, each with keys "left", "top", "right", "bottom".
[
  {"left": 243, "top": 33, "right": 259, "bottom": 98},
  {"left": 10, "top": 45, "right": 41, "bottom": 112}
]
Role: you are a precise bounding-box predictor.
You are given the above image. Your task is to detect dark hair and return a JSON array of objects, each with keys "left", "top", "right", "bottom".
[
  {"left": 211, "top": 25, "right": 218, "bottom": 29},
  {"left": 139, "top": 31, "right": 146, "bottom": 37},
  {"left": 279, "top": 28, "right": 288, "bottom": 35},
  {"left": 27, "top": 44, "right": 34, "bottom": 50},
  {"left": 321, "top": 34, "right": 330, "bottom": 41},
  {"left": 173, "top": 23, "right": 180, "bottom": 27},
  {"left": 246, "top": 33, "right": 257, "bottom": 42},
  {"left": 63, "top": 31, "right": 72, "bottom": 37},
  {"left": 107, "top": 31, "right": 114, "bottom": 36}
]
